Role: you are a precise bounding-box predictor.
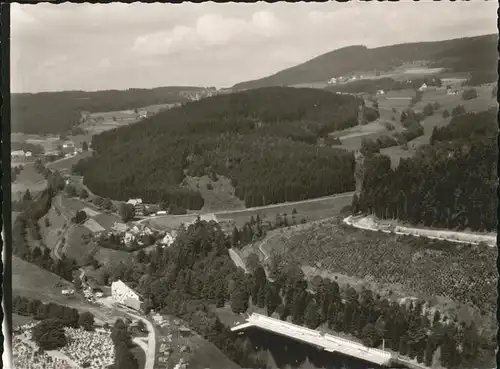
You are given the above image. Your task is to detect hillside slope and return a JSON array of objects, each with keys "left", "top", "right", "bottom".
[
  {"left": 233, "top": 34, "right": 497, "bottom": 90},
  {"left": 74, "top": 87, "right": 363, "bottom": 209}
]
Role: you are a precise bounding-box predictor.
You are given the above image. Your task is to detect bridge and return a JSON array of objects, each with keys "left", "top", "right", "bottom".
[{"left": 231, "top": 313, "right": 394, "bottom": 367}]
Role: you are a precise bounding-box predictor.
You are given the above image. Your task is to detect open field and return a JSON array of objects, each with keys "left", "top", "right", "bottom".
[
  {"left": 12, "top": 313, "right": 33, "bottom": 328},
  {"left": 215, "top": 193, "right": 353, "bottom": 229},
  {"left": 46, "top": 150, "right": 93, "bottom": 172},
  {"left": 12, "top": 163, "right": 47, "bottom": 201},
  {"left": 331, "top": 83, "right": 496, "bottom": 167},
  {"left": 82, "top": 103, "right": 179, "bottom": 135},
  {"left": 59, "top": 195, "right": 121, "bottom": 231},
  {"left": 63, "top": 225, "right": 98, "bottom": 265},
  {"left": 93, "top": 247, "right": 136, "bottom": 266},
  {"left": 39, "top": 204, "right": 67, "bottom": 251},
  {"left": 182, "top": 175, "right": 245, "bottom": 212},
  {"left": 13, "top": 255, "right": 75, "bottom": 303}
]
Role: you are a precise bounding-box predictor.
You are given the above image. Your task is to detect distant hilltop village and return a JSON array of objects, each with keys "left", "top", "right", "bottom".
[{"left": 179, "top": 87, "right": 233, "bottom": 101}]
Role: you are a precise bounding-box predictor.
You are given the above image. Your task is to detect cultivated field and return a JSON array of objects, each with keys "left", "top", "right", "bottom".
[
  {"left": 331, "top": 83, "right": 496, "bottom": 167},
  {"left": 12, "top": 163, "right": 47, "bottom": 201},
  {"left": 242, "top": 217, "right": 496, "bottom": 333}
]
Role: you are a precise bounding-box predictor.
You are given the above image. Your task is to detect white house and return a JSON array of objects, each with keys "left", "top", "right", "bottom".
[
  {"left": 25, "top": 151, "right": 32, "bottom": 157},
  {"left": 111, "top": 280, "right": 143, "bottom": 311},
  {"left": 328, "top": 77, "right": 338, "bottom": 85},
  {"left": 376, "top": 90, "right": 385, "bottom": 96},
  {"left": 418, "top": 83, "right": 428, "bottom": 92}
]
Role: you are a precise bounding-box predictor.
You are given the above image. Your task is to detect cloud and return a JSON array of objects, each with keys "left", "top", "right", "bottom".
[
  {"left": 10, "top": 2, "right": 497, "bottom": 93},
  {"left": 132, "top": 10, "right": 285, "bottom": 56}
]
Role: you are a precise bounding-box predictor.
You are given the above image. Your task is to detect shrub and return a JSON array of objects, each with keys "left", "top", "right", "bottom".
[{"left": 462, "top": 88, "right": 478, "bottom": 101}]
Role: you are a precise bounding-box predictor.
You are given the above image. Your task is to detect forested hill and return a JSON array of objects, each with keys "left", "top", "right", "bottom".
[
  {"left": 11, "top": 86, "right": 203, "bottom": 134},
  {"left": 233, "top": 34, "right": 497, "bottom": 90},
  {"left": 354, "top": 108, "right": 498, "bottom": 232},
  {"left": 73, "top": 87, "right": 362, "bottom": 208}
]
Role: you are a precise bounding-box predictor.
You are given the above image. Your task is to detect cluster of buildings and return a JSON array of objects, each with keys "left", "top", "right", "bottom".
[
  {"left": 11, "top": 150, "right": 33, "bottom": 158},
  {"left": 328, "top": 75, "right": 364, "bottom": 85},
  {"left": 44, "top": 140, "right": 83, "bottom": 159},
  {"left": 108, "top": 221, "right": 177, "bottom": 247},
  {"left": 110, "top": 222, "right": 154, "bottom": 246}
]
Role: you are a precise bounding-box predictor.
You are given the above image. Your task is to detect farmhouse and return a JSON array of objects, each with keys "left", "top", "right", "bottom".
[
  {"left": 111, "top": 280, "right": 143, "bottom": 311},
  {"left": 376, "top": 90, "right": 385, "bottom": 96},
  {"left": 328, "top": 77, "right": 338, "bottom": 85},
  {"left": 25, "top": 151, "right": 32, "bottom": 157}
]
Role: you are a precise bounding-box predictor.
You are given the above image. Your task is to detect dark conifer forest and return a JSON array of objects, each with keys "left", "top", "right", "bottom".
[
  {"left": 74, "top": 87, "right": 362, "bottom": 208},
  {"left": 354, "top": 109, "right": 497, "bottom": 231}
]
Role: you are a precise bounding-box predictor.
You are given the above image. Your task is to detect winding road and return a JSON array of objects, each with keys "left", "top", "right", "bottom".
[{"left": 125, "top": 311, "right": 156, "bottom": 369}]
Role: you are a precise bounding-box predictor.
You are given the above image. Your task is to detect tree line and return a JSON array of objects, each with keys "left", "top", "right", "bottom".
[
  {"left": 354, "top": 109, "right": 497, "bottom": 231},
  {"left": 101, "top": 218, "right": 494, "bottom": 369},
  {"left": 74, "top": 87, "right": 361, "bottom": 208}
]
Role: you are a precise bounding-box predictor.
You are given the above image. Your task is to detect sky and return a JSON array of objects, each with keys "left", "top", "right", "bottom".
[{"left": 11, "top": 1, "right": 498, "bottom": 93}]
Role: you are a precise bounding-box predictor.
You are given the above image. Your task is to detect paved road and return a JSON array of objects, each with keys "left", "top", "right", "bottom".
[
  {"left": 125, "top": 311, "right": 156, "bottom": 369},
  {"left": 139, "top": 192, "right": 355, "bottom": 225}
]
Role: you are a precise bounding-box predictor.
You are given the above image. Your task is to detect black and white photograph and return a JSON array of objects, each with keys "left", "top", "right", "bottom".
[{"left": 6, "top": 1, "right": 498, "bottom": 369}]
